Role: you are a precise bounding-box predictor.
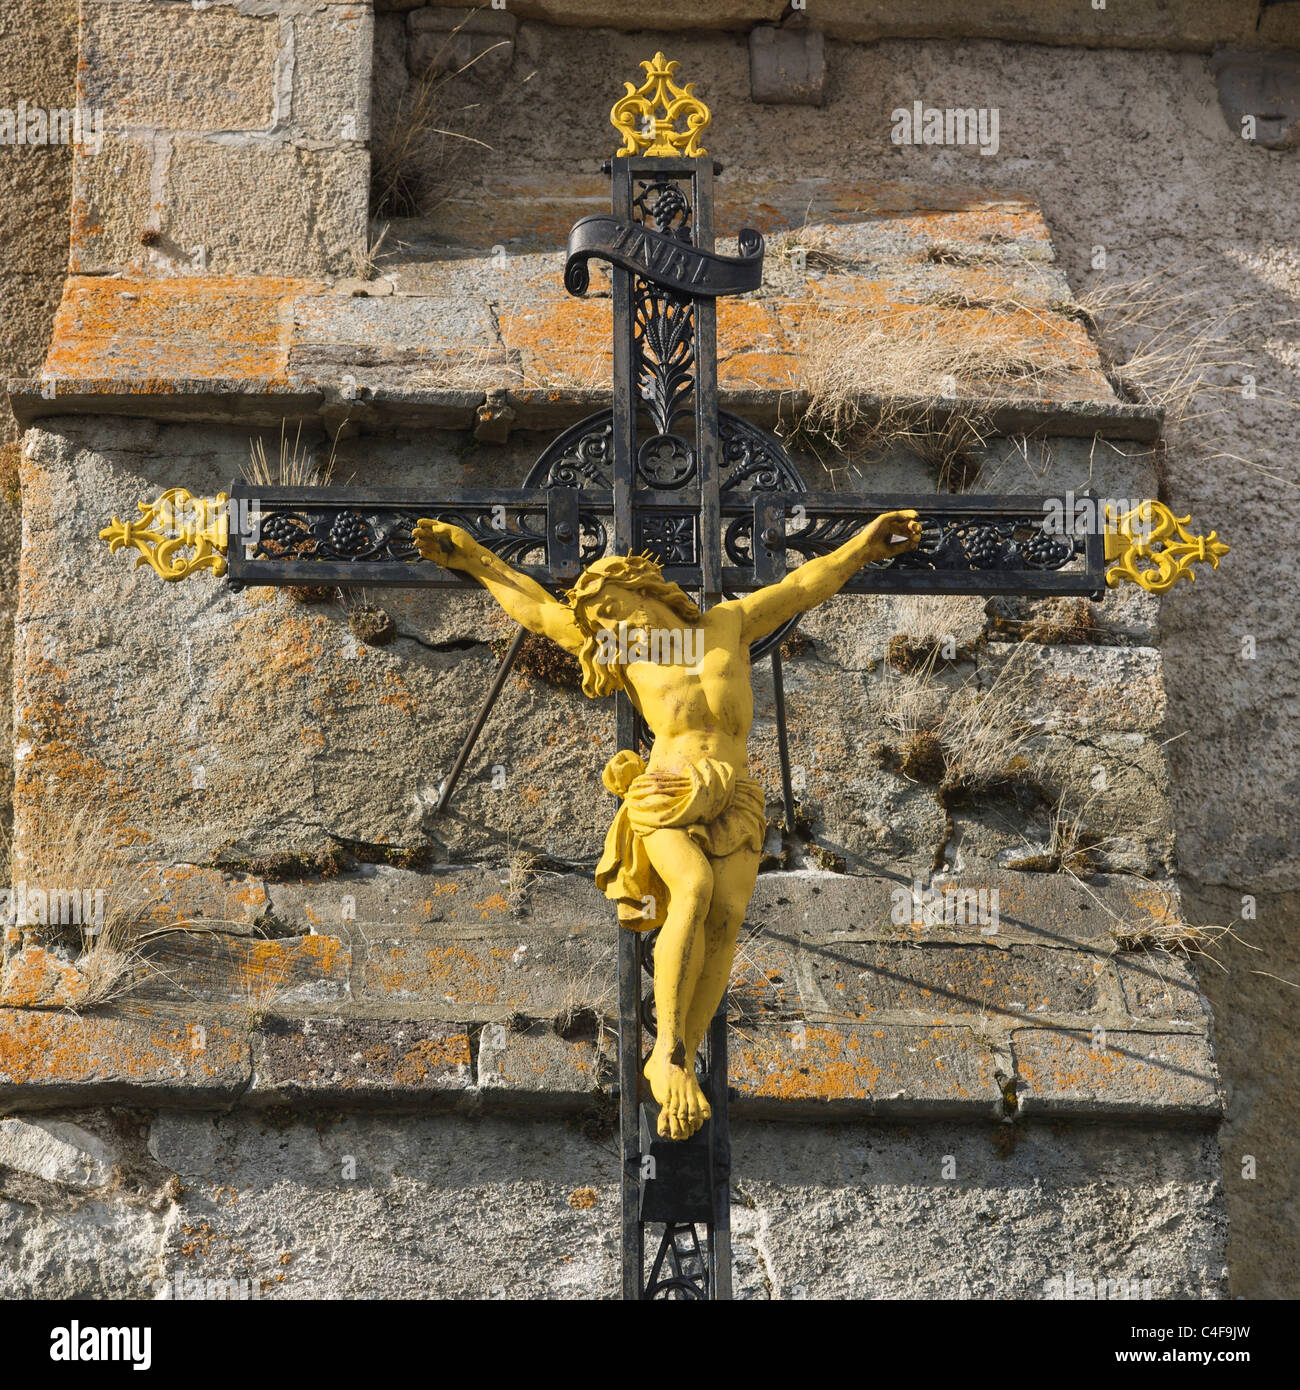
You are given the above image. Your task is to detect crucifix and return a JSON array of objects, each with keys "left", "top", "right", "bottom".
[{"left": 100, "top": 54, "right": 1228, "bottom": 1301}]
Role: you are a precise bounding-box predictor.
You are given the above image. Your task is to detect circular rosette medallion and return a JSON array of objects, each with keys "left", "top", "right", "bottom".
[{"left": 637, "top": 433, "right": 695, "bottom": 488}]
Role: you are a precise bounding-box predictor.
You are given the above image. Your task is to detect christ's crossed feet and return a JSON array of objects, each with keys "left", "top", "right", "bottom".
[{"left": 645, "top": 1040, "right": 712, "bottom": 1140}]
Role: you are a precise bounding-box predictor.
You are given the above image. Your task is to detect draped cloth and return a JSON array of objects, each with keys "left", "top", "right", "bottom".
[{"left": 594, "top": 750, "right": 767, "bottom": 931}]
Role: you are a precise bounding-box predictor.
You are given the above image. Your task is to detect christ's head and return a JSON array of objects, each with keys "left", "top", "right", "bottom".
[{"left": 565, "top": 554, "right": 702, "bottom": 697}]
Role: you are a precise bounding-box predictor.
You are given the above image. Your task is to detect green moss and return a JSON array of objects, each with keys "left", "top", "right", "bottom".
[
  {"left": 900, "top": 731, "right": 947, "bottom": 784},
  {"left": 215, "top": 838, "right": 434, "bottom": 881}
]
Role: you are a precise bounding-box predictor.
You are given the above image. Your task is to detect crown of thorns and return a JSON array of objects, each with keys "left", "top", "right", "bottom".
[{"left": 563, "top": 551, "right": 664, "bottom": 608}]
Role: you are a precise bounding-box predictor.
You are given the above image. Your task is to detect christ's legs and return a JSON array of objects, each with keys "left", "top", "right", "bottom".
[
  {"left": 681, "top": 845, "right": 759, "bottom": 1063},
  {"left": 641, "top": 827, "right": 713, "bottom": 1140}
]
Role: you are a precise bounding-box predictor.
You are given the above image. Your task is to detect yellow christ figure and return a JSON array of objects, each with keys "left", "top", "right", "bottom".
[{"left": 413, "top": 510, "right": 923, "bottom": 1139}]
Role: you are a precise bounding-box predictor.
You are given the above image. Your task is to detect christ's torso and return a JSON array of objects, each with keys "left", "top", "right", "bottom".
[{"left": 620, "top": 606, "right": 752, "bottom": 775}]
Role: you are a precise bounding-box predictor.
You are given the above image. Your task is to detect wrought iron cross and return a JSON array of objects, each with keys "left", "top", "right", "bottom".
[{"left": 101, "top": 53, "right": 1227, "bottom": 1301}]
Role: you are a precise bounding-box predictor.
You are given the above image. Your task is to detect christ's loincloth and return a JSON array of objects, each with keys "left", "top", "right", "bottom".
[{"left": 594, "top": 750, "right": 767, "bottom": 930}]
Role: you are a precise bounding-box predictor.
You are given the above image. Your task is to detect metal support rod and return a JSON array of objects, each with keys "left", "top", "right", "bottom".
[
  {"left": 434, "top": 626, "right": 527, "bottom": 813},
  {"left": 770, "top": 646, "right": 797, "bottom": 833},
  {"left": 617, "top": 689, "right": 645, "bottom": 1298}
]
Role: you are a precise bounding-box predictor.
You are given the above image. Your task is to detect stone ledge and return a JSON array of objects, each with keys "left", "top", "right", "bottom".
[
  {"left": 386, "top": 1, "right": 1278, "bottom": 52},
  {"left": 0, "top": 1008, "right": 250, "bottom": 1108},
  {"left": 250, "top": 1017, "right": 474, "bottom": 1105},
  {"left": 1011, "top": 1028, "right": 1221, "bottom": 1119},
  {"left": 6, "top": 374, "right": 1165, "bottom": 439},
  {"left": 0, "top": 1004, "right": 1221, "bottom": 1120}
]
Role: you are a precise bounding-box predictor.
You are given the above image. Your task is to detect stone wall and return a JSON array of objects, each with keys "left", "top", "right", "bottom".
[
  {"left": 4, "top": 4, "right": 1298, "bottom": 1298},
  {"left": 0, "top": 1110, "right": 1225, "bottom": 1299}
]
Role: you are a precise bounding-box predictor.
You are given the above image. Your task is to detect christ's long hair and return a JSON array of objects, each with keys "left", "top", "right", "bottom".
[{"left": 564, "top": 554, "right": 702, "bottom": 698}]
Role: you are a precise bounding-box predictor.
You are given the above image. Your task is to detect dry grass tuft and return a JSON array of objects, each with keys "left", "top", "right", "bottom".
[
  {"left": 922, "top": 241, "right": 977, "bottom": 265},
  {"left": 1065, "top": 273, "right": 1297, "bottom": 491},
  {"left": 370, "top": 17, "right": 533, "bottom": 219},
  {"left": 888, "top": 594, "right": 984, "bottom": 670},
  {"left": 1066, "top": 274, "right": 1239, "bottom": 426},
  {"left": 245, "top": 420, "right": 334, "bottom": 488},
  {"left": 790, "top": 309, "right": 1027, "bottom": 461},
  {"left": 1007, "top": 795, "right": 1108, "bottom": 875},
  {"left": 506, "top": 849, "right": 543, "bottom": 918},
  {"left": 1020, "top": 597, "right": 1103, "bottom": 645},
  {"left": 552, "top": 960, "right": 614, "bottom": 1042},
  {"left": 937, "top": 645, "right": 1040, "bottom": 787},
  {"left": 1066, "top": 873, "right": 1245, "bottom": 964},
  {"left": 340, "top": 588, "right": 397, "bottom": 647},
  {"left": 7, "top": 807, "right": 183, "bottom": 1010},
  {"left": 771, "top": 224, "right": 858, "bottom": 274},
  {"left": 878, "top": 644, "right": 1044, "bottom": 794}
]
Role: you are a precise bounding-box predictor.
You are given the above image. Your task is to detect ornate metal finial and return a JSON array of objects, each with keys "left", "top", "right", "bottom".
[
  {"left": 1103, "top": 500, "right": 1229, "bottom": 594},
  {"left": 100, "top": 487, "right": 229, "bottom": 582},
  {"left": 610, "top": 52, "right": 710, "bottom": 157}
]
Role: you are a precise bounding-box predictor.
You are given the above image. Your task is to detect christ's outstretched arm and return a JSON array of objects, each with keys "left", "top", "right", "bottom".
[
  {"left": 412, "top": 519, "right": 584, "bottom": 654},
  {"left": 724, "top": 508, "right": 923, "bottom": 645}
]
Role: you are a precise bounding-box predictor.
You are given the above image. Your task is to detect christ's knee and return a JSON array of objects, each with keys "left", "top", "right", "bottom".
[{"left": 668, "top": 868, "right": 712, "bottom": 926}]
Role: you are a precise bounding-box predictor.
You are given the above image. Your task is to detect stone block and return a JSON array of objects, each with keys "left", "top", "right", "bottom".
[
  {"left": 293, "top": 3, "right": 374, "bottom": 142},
  {"left": 68, "top": 134, "right": 154, "bottom": 274},
  {"left": 805, "top": 941, "right": 1115, "bottom": 1023},
  {"left": 0, "top": 1116, "right": 115, "bottom": 1188},
  {"left": 729, "top": 929, "right": 803, "bottom": 1021},
  {"left": 0, "top": 1008, "right": 250, "bottom": 1107},
  {"left": 730, "top": 1021, "right": 1003, "bottom": 1115},
  {"left": 290, "top": 292, "right": 506, "bottom": 389},
  {"left": 0, "top": 944, "right": 86, "bottom": 1009},
  {"left": 163, "top": 142, "right": 368, "bottom": 277},
  {"left": 42, "top": 274, "right": 315, "bottom": 384},
  {"left": 977, "top": 643, "right": 1167, "bottom": 735},
  {"left": 749, "top": 26, "right": 826, "bottom": 107},
  {"left": 408, "top": 6, "right": 518, "bottom": 80},
  {"left": 1212, "top": 48, "right": 1300, "bottom": 150},
  {"left": 250, "top": 1017, "right": 473, "bottom": 1103},
  {"left": 1114, "top": 954, "right": 1208, "bottom": 1023},
  {"left": 1012, "top": 1028, "right": 1220, "bottom": 1117},
  {"left": 81, "top": 1, "right": 279, "bottom": 131},
  {"left": 133, "top": 933, "right": 353, "bottom": 1010},
  {"left": 363, "top": 926, "right": 615, "bottom": 1019},
  {"left": 476, "top": 1021, "right": 613, "bottom": 1104}
]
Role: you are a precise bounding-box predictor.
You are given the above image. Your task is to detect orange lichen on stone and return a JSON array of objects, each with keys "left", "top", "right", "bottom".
[
  {"left": 716, "top": 300, "right": 798, "bottom": 391},
  {"left": 0, "top": 945, "right": 87, "bottom": 1009},
  {"left": 0, "top": 1008, "right": 246, "bottom": 1088},
  {"left": 42, "top": 274, "right": 323, "bottom": 386},
  {"left": 567, "top": 1186, "right": 598, "bottom": 1210},
  {"left": 372, "top": 943, "right": 512, "bottom": 1007},
  {"left": 733, "top": 1026, "right": 884, "bottom": 1102},
  {"left": 235, "top": 935, "right": 349, "bottom": 993},
  {"left": 497, "top": 296, "right": 612, "bottom": 389},
  {"left": 391, "top": 1032, "right": 472, "bottom": 1084}
]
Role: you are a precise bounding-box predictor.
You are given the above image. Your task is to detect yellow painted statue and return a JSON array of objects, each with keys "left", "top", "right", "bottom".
[{"left": 413, "top": 511, "right": 923, "bottom": 1139}]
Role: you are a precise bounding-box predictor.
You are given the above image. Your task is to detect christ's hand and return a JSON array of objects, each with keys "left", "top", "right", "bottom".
[
  {"left": 856, "top": 509, "right": 924, "bottom": 564},
  {"left": 724, "top": 507, "right": 924, "bottom": 645},
  {"left": 413, "top": 518, "right": 475, "bottom": 569}
]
